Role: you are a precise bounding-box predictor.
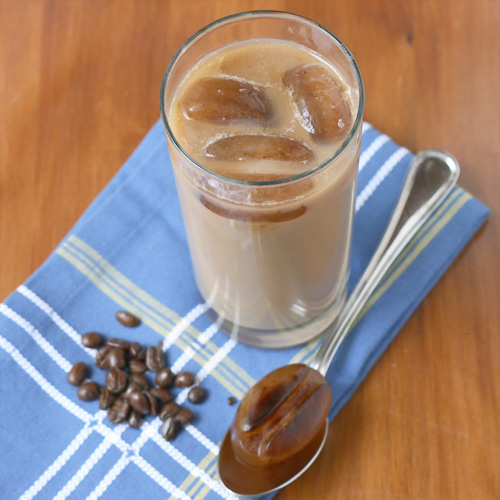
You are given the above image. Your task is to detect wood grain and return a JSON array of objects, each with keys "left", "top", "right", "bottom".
[{"left": 1, "top": 1, "right": 498, "bottom": 498}]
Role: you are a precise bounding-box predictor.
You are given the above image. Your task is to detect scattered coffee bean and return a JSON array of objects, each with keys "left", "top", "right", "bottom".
[
  {"left": 146, "top": 343, "right": 165, "bottom": 372},
  {"left": 115, "top": 310, "right": 141, "bottom": 328},
  {"left": 175, "top": 408, "right": 194, "bottom": 426},
  {"left": 129, "top": 372, "right": 150, "bottom": 390},
  {"left": 161, "top": 416, "right": 181, "bottom": 440},
  {"left": 174, "top": 371, "right": 196, "bottom": 388},
  {"left": 129, "top": 341, "right": 146, "bottom": 360},
  {"left": 150, "top": 388, "right": 172, "bottom": 405},
  {"left": 106, "top": 337, "right": 131, "bottom": 350},
  {"left": 77, "top": 381, "right": 100, "bottom": 401},
  {"left": 108, "top": 398, "right": 130, "bottom": 424},
  {"left": 227, "top": 396, "right": 237, "bottom": 405},
  {"left": 129, "top": 391, "right": 150, "bottom": 415},
  {"left": 105, "top": 368, "right": 128, "bottom": 394},
  {"left": 122, "top": 380, "right": 144, "bottom": 398},
  {"left": 144, "top": 391, "right": 159, "bottom": 417},
  {"left": 81, "top": 332, "right": 104, "bottom": 349},
  {"left": 129, "top": 358, "right": 147, "bottom": 374},
  {"left": 187, "top": 386, "right": 207, "bottom": 404},
  {"left": 128, "top": 410, "right": 143, "bottom": 429},
  {"left": 99, "top": 387, "right": 115, "bottom": 410},
  {"left": 108, "top": 347, "right": 127, "bottom": 370},
  {"left": 159, "top": 401, "right": 181, "bottom": 420},
  {"left": 95, "top": 345, "right": 112, "bottom": 370},
  {"left": 155, "top": 368, "right": 175, "bottom": 388},
  {"left": 67, "top": 362, "right": 87, "bottom": 386}
]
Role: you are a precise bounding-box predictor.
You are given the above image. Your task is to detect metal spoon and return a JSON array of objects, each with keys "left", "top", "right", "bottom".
[{"left": 218, "top": 149, "right": 460, "bottom": 497}]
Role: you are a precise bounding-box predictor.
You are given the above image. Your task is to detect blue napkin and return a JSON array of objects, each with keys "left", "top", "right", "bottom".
[{"left": 0, "top": 121, "right": 489, "bottom": 500}]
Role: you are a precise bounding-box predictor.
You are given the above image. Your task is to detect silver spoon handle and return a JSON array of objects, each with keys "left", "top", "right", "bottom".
[{"left": 310, "top": 150, "right": 460, "bottom": 376}]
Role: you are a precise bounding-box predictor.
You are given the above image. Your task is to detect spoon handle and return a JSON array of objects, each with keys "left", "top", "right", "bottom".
[{"left": 310, "top": 149, "right": 460, "bottom": 376}]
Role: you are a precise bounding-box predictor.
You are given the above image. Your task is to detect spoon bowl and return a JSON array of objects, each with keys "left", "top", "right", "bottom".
[{"left": 218, "top": 149, "right": 460, "bottom": 497}]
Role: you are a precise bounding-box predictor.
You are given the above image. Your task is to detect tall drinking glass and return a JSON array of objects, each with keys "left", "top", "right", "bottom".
[{"left": 160, "top": 11, "right": 364, "bottom": 348}]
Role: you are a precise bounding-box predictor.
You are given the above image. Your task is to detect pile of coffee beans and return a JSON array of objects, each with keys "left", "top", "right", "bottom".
[{"left": 67, "top": 311, "right": 208, "bottom": 440}]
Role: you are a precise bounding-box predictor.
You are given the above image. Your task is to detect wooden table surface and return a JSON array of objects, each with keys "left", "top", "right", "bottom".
[{"left": 1, "top": 1, "right": 498, "bottom": 498}]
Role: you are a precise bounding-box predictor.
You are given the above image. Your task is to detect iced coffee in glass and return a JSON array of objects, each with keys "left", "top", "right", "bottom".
[{"left": 160, "top": 11, "right": 364, "bottom": 348}]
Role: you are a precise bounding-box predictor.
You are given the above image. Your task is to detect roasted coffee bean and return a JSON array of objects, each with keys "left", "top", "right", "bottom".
[
  {"left": 108, "top": 347, "right": 127, "bottom": 370},
  {"left": 77, "top": 381, "right": 100, "bottom": 401},
  {"left": 146, "top": 343, "right": 165, "bottom": 372},
  {"left": 127, "top": 410, "right": 143, "bottom": 429},
  {"left": 115, "top": 310, "right": 141, "bottom": 328},
  {"left": 129, "top": 358, "right": 147, "bottom": 374},
  {"left": 129, "top": 373, "right": 150, "bottom": 390},
  {"left": 95, "top": 345, "right": 112, "bottom": 370},
  {"left": 143, "top": 391, "right": 159, "bottom": 417},
  {"left": 99, "top": 387, "right": 115, "bottom": 410},
  {"left": 106, "top": 337, "right": 131, "bottom": 350},
  {"left": 161, "top": 417, "right": 181, "bottom": 441},
  {"left": 67, "top": 362, "right": 87, "bottom": 386},
  {"left": 174, "top": 371, "right": 196, "bottom": 388},
  {"left": 122, "top": 380, "right": 144, "bottom": 398},
  {"left": 175, "top": 408, "right": 194, "bottom": 426},
  {"left": 128, "top": 391, "right": 150, "bottom": 415},
  {"left": 129, "top": 341, "right": 146, "bottom": 360},
  {"left": 108, "top": 398, "right": 130, "bottom": 424},
  {"left": 105, "top": 368, "right": 128, "bottom": 394},
  {"left": 81, "top": 332, "right": 104, "bottom": 349},
  {"left": 155, "top": 368, "right": 175, "bottom": 388},
  {"left": 227, "top": 396, "right": 237, "bottom": 405},
  {"left": 150, "top": 388, "right": 172, "bottom": 405},
  {"left": 159, "top": 401, "right": 181, "bottom": 421},
  {"left": 187, "top": 386, "right": 207, "bottom": 404}
]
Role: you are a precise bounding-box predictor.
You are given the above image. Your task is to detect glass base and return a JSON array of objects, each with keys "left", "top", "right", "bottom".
[{"left": 207, "top": 285, "right": 347, "bottom": 349}]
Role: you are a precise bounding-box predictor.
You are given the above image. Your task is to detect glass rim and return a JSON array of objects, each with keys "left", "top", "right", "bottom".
[{"left": 159, "top": 10, "right": 365, "bottom": 187}]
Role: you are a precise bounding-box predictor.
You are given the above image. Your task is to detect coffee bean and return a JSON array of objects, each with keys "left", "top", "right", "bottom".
[
  {"left": 127, "top": 410, "right": 143, "bottom": 429},
  {"left": 146, "top": 343, "right": 165, "bottom": 372},
  {"left": 108, "top": 398, "right": 130, "bottom": 424},
  {"left": 67, "top": 362, "right": 87, "bottom": 386},
  {"left": 143, "top": 391, "right": 159, "bottom": 417},
  {"left": 155, "top": 368, "right": 174, "bottom": 388},
  {"left": 129, "top": 373, "right": 149, "bottom": 390},
  {"left": 115, "top": 310, "right": 141, "bottom": 328},
  {"left": 150, "top": 388, "right": 172, "bottom": 405},
  {"left": 81, "top": 332, "right": 104, "bottom": 349},
  {"left": 174, "top": 371, "right": 195, "bottom": 388},
  {"left": 159, "top": 401, "right": 181, "bottom": 421},
  {"left": 129, "top": 358, "right": 147, "bottom": 374},
  {"left": 77, "top": 381, "right": 100, "bottom": 401},
  {"left": 108, "top": 347, "right": 127, "bottom": 370},
  {"left": 105, "top": 368, "right": 128, "bottom": 394},
  {"left": 106, "top": 338, "right": 131, "bottom": 350},
  {"left": 187, "top": 386, "right": 207, "bottom": 404},
  {"left": 227, "top": 396, "right": 237, "bottom": 405},
  {"left": 95, "top": 345, "right": 112, "bottom": 370},
  {"left": 122, "top": 380, "right": 144, "bottom": 398},
  {"left": 129, "top": 391, "right": 150, "bottom": 415},
  {"left": 160, "top": 417, "right": 180, "bottom": 440},
  {"left": 175, "top": 408, "right": 194, "bottom": 426},
  {"left": 99, "top": 387, "right": 115, "bottom": 410},
  {"left": 129, "top": 341, "right": 146, "bottom": 360}
]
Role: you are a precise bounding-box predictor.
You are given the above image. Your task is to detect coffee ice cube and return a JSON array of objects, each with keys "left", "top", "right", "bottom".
[
  {"left": 205, "top": 135, "right": 313, "bottom": 162},
  {"left": 283, "top": 64, "right": 352, "bottom": 143},
  {"left": 180, "top": 77, "right": 272, "bottom": 124}
]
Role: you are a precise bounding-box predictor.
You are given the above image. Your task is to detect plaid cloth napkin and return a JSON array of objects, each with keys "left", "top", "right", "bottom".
[{"left": 0, "top": 121, "right": 489, "bottom": 500}]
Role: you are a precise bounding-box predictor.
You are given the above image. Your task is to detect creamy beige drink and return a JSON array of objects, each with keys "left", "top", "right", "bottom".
[{"left": 161, "top": 12, "right": 364, "bottom": 348}]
